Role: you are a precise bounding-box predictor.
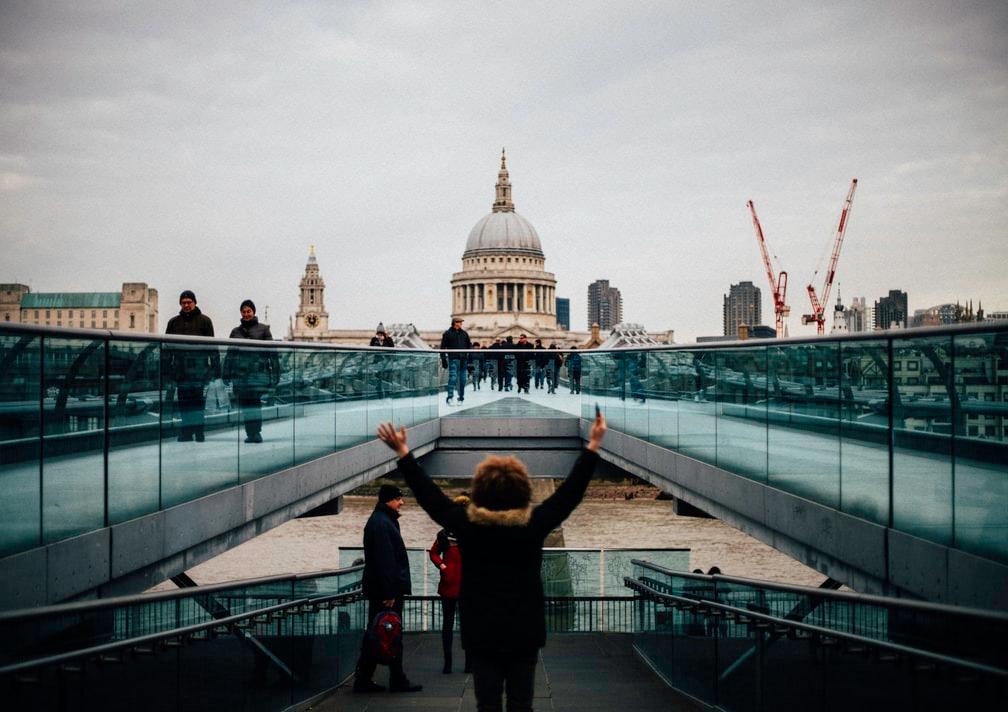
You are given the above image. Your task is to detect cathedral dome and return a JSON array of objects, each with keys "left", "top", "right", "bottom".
[
  {"left": 462, "top": 149, "right": 544, "bottom": 259},
  {"left": 464, "top": 210, "right": 543, "bottom": 257}
]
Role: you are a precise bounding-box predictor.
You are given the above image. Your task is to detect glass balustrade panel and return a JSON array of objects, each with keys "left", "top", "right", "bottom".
[
  {"left": 160, "top": 342, "right": 237, "bottom": 508},
  {"left": 838, "top": 339, "right": 890, "bottom": 525},
  {"left": 0, "top": 331, "right": 41, "bottom": 556},
  {"left": 647, "top": 351, "right": 679, "bottom": 449},
  {"left": 716, "top": 347, "right": 768, "bottom": 481},
  {"left": 892, "top": 335, "right": 953, "bottom": 544},
  {"left": 953, "top": 331, "right": 1008, "bottom": 563},
  {"left": 231, "top": 345, "right": 294, "bottom": 483},
  {"left": 107, "top": 339, "right": 161, "bottom": 523},
  {"left": 42, "top": 336, "right": 105, "bottom": 543},
  {"left": 293, "top": 349, "right": 336, "bottom": 464},
  {"left": 333, "top": 352, "right": 368, "bottom": 450},
  {"left": 767, "top": 342, "right": 841, "bottom": 506}
]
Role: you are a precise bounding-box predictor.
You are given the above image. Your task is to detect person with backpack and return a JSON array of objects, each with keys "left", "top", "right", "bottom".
[
  {"left": 376, "top": 411, "right": 607, "bottom": 711},
  {"left": 428, "top": 495, "right": 471, "bottom": 675},
  {"left": 353, "top": 484, "right": 422, "bottom": 694}
]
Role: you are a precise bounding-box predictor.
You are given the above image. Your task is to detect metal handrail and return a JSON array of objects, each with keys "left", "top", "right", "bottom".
[
  {"left": 2, "top": 319, "right": 1004, "bottom": 353},
  {"left": 623, "top": 577, "right": 1008, "bottom": 678},
  {"left": 629, "top": 559, "right": 1008, "bottom": 623},
  {"left": 0, "top": 565, "right": 363, "bottom": 623}
]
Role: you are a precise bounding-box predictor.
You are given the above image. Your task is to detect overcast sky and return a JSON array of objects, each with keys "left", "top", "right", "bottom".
[{"left": 2, "top": 1, "right": 1006, "bottom": 342}]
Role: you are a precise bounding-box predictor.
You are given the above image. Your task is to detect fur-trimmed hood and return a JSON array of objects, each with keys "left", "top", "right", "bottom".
[{"left": 466, "top": 502, "right": 532, "bottom": 527}]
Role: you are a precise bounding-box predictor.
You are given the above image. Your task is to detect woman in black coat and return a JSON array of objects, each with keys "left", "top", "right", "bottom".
[{"left": 376, "top": 413, "right": 607, "bottom": 712}]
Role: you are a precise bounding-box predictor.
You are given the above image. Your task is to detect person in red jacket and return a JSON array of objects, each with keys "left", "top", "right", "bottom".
[{"left": 429, "top": 495, "right": 470, "bottom": 674}]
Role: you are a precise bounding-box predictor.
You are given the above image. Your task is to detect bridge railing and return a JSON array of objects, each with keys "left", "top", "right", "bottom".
[
  {"left": 0, "top": 324, "right": 440, "bottom": 558},
  {"left": 624, "top": 568, "right": 1008, "bottom": 710},
  {"left": 2, "top": 322, "right": 1006, "bottom": 570},
  {"left": 629, "top": 559, "right": 1008, "bottom": 670},
  {"left": 578, "top": 322, "right": 1008, "bottom": 567}
]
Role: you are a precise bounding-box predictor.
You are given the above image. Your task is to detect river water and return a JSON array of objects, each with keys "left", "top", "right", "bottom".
[{"left": 165, "top": 488, "right": 826, "bottom": 589}]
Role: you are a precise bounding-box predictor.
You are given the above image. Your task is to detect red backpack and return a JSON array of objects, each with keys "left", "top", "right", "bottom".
[{"left": 365, "top": 608, "right": 403, "bottom": 665}]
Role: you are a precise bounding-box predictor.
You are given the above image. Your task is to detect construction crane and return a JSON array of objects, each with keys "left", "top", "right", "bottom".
[
  {"left": 747, "top": 200, "right": 789, "bottom": 337},
  {"left": 802, "top": 178, "right": 858, "bottom": 334}
]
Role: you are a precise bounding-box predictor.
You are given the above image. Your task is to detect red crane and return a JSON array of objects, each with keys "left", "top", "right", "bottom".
[
  {"left": 803, "top": 178, "right": 858, "bottom": 334},
  {"left": 747, "top": 200, "right": 789, "bottom": 337}
]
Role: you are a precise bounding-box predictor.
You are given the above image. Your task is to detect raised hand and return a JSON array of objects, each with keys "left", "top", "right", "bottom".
[
  {"left": 587, "top": 412, "right": 607, "bottom": 452},
  {"left": 377, "top": 422, "right": 410, "bottom": 457}
]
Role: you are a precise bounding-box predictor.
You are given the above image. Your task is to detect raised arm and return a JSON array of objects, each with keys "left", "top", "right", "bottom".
[
  {"left": 377, "top": 423, "right": 466, "bottom": 532},
  {"left": 530, "top": 412, "right": 606, "bottom": 535}
]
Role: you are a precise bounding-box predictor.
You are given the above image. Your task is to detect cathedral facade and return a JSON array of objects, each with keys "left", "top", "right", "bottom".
[{"left": 289, "top": 152, "right": 590, "bottom": 347}]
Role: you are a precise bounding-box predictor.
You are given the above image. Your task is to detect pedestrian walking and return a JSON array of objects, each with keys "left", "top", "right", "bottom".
[
  {"left": 502, "top": 336, "right": 515, "bottom": 391},
  {"left": 533, "top": 339, "right": 546, "bottom": 389},
  {"left": 546, "top": 344, "right": 563, "bottom": 394},
  {"left": 353, "top": 484, "right": 423, "bottom": 694},
  {"left": 165, "top": 290, "right": 218, "bottom": 442},
  {"left": 566, "top": 347, "right": 582, "bottom": 394},
  {"left": 224, "top": 299, "right": 278, "bottom": 443},
  {"left": 440, "top": 318, "right": 472, "bottom": 405},
  {"left": 376, "top": 411, "right": 607, "bottom": 712},
  {"left": 515, "top": 334, "right": 533, "bottom": 393}
]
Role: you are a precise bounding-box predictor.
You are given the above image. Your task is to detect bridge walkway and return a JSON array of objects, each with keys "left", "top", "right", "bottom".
[{"left": 317, "top": 632, "right": 703, "bottom": 712}]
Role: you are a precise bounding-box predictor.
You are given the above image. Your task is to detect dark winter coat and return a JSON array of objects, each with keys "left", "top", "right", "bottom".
[
  {"left": 361, "top": 503, "right": 412, "bottom": 600},
  {"left": 398, "top": 450, "right": 599, "bottom": 654},
  {"left": 534, "top": 345, "right": 549, "bottom": 368},
  {"left": 225, "top": 318, "right": 279, "bottom": 391},
  {"left": 164, "top": 307, "right": 219, "bottom": 382},
  {"left": 369, "top": 335, "right": 395, "bottom": 347},
  {"left": 565, "top": 352, "right": 582, "bottom": 374},
  {"left": 439, "top": 325, "right": 472, "bottom": 368}
]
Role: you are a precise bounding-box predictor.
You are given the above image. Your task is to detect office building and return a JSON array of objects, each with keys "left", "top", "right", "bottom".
[
  {"left": 588, "top": 279, "right": 623, "bottom": 330},
  {"left": 723, "top": 281, "right": 761, "bottom": 337}
]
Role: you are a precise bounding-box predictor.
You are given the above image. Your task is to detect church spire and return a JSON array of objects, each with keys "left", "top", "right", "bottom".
[{"left": 492, "top": 147, "right": 515, "bottom": 213}]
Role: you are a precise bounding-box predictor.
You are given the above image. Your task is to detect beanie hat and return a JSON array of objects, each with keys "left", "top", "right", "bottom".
[
  {"left": 376, "top": 322, "right": 386, "bottom": 334},
  {"left": 179, "top": 290, "right": 197, "bottom": 304},
  {"left": 378, "top": 484, "right": 403, "bottom": 503},
  {"left": 240, "top": 299, "right": 256, "bottom": 314}
]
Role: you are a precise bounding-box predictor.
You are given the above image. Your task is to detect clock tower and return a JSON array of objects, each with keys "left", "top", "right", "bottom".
[{"left": 292, "top": 245, "right": 329, "bottom": 338}]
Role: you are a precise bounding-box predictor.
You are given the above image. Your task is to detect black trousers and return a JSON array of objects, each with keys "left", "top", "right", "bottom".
[
  {"left": 355, "top": 597, "right": 408, "bottom": 685},
  {"left": 441, "top": 597, "right": 457, "bottom": 663},
  {"left": 176, "top": 383, "right": 206, "bottom": 438},
  {"left": 235, "top": 389, "right": 262, "bottom": 436},
  {"left": 470, "top": 649, "right": 538, "bottom": 712}
]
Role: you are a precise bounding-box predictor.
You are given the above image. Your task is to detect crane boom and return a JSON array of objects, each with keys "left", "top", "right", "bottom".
[
  {"left": 803, "top": 178, "right": 858, "bottom": 334},
  {"left": 747, "top": 200, "right": 789, "bottom": 337}
]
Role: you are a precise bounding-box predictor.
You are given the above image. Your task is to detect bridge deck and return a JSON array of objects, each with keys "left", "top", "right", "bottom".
[{"left": 318, "top": 632, "right": 702, "bottom": 711}]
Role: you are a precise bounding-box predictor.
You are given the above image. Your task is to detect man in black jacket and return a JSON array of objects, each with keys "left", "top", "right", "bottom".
[
  {"left": 376, "top": 412, "right": 607, "bottom": 711},
  {"left": 353, "top": 484, "right": 422, "bottom": 694},
  {"left": 165, "top": 290, "right": 218, "bottom": 442},
  {"left": 439, "top": 318, "right": 472, "bottom": 405},
  {"left": 224, "top": 299, "right": 277, "bottom": 443}
]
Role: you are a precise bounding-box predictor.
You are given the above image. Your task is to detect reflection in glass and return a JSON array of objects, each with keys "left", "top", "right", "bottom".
[
  {"left": 678, "top": 350, "right": 717, "bottom": 465},
  {"left": 294, "top": 350, "right": 336, "bottom": 464},
  {"left": 716, "top": 347, "right": 767, "bottom": 481},
  {"left": 892, "top": 335, "right": 953, "bottom": 544},
  {"left": 0, "top": 332, "right": 41, "bottom": 555},
  {"left": 42, "top": 337, "right": 105, "bottom": 542},
  {"left": 234, "top": 346, "right": 293, "bottom": 482},
  {"left": 160, "top": 342, "right": 236, "bottom": 508},
  {"left": 839, "top": 340, "right": 889, "bottom": 525},
  {"left": 954, "top": 332, "right": 1008, "bottom": 562},
  {"left": 767, "top": 343, "right": 840, "bottom": 506},
  {"left": 108, "top": 340, "right": 161, "bottom": 524}
]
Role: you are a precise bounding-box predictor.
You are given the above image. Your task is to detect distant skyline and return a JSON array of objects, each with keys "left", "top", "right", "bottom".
[{"left": 2, "top": 1, "right": 1006, "bottom": 342}]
